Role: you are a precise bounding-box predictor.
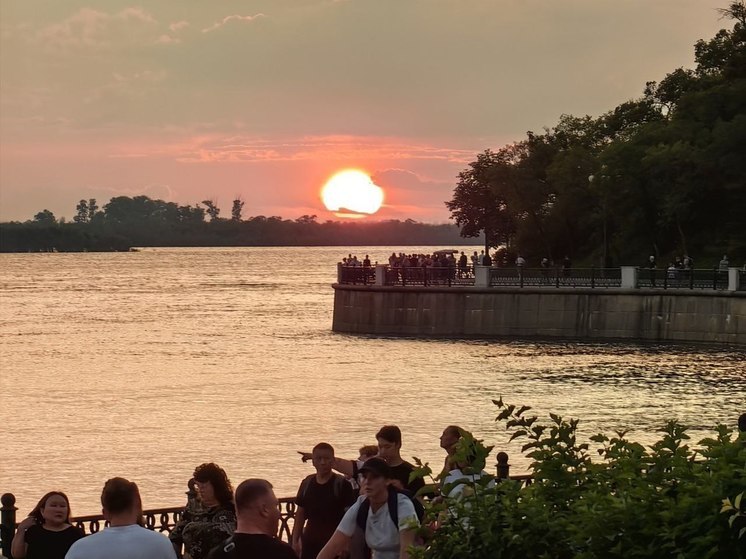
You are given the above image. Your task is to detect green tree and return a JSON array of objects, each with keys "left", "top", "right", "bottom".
[
  {"left": 87, "top": 198, "right": 99, "bottom": 220},
  {"left": 446, "top": 150, "right": 517, "bottom": 252}
]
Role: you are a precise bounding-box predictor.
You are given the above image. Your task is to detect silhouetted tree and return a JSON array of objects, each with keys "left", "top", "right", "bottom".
[
  {"left": 87, "top": 198, "right": 99, "bottom": 220},
  {"left": 202, "top": 200, "right": 220, "bottom": 221},
  {"left": 74, "top": 200, "right": 89, "bottom": 223},
  {"left": 231, "top": 198, "right": 244, "bottom": 221},
  {"left": 33, "top": 210, "right": 56, "bottom": 224}
]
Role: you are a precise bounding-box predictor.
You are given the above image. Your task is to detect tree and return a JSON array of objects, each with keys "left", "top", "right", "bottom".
[
  {"left": 87, "top": 198, "right": 99, "bottom": 221},
  {"left": 231, "top": 198, "right": 244, "bottom": 221},
  {"left": 446, "top": 150, "right": 516, "bottom": 253},
  {"left": 33, "top": 209, "right": 56, "bottom": 224},
  {"left": 202, "top": 199, "right": 220, "bottom": 221},
  {"left": 74, "top": 199, "right": 89, "bottom": 223}
]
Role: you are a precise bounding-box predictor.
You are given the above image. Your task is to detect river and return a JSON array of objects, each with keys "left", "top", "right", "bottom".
[{"left": 1, "top": 247, "right": 744, "bottom": 515}]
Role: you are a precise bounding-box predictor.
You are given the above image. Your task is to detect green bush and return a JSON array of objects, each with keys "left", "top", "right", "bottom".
[{"left": 412, "top": 400, "right": 746, "bottom": 559}]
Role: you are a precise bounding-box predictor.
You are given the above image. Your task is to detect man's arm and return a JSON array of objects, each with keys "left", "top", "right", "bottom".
[
  {"left": 297, "top": 452, "right": 356, "bottom": 477},
  {"left": 399, "top": 529, "right": 417, "bottom": 559},
  {"left": 291, "top": 506, "right": 306, "bottom": 556},
  {"left": 317, "top": 531, "right": 351, "bottom": 559}
]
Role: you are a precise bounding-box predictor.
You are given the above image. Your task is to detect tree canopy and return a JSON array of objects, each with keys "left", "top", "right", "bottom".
[{"left": 447, "top": 2, "right": 746, "bottom": 266}]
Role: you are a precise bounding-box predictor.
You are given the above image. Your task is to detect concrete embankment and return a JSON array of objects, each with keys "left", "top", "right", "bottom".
[{"left": 332, "top": 285, "right": 746, "bottom": 345}]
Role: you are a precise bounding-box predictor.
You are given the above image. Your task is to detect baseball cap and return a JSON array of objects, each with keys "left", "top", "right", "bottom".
[{"left": 358, "top": 457, "right": 391, "bottom": 479}]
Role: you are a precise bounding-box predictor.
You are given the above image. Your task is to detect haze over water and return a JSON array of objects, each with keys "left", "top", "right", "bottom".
[{"left": 1, "top": 247, "right": 744, "bottom": 515}]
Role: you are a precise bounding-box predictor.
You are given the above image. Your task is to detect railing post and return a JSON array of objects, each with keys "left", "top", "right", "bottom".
[
  {"left": 519, "top": 270, "right": 524, "bottom": 288},
  {"left": 591, "top": 267, "right": 595, "bottom": 289},
  {"left": 621, "top": 266, "right": 637, "bottom": 289},
  {"left": 1, "top": 493, "right": 17, "bottom": 559},
  {"left": 375, "top": 265, "right": 386, "bottom": 286},
  {"left": 555, "top": 268, "right": 560, "bottom": 288},
  {"left": 690, "top": 268, "right": 694, "bottom": 289},
  {"left": 496, "top": 452, "right": 510, "bottom": 480},
  {"left": 728, "top": 268, "right": 740, "bottom": 291},
  {"left": 663, "top": 270, "right": 668, "bottom": 290},
  {"left": 474, "top": 266, "right": 490, "bottom": 287},
  {"left": 713, "top": 267, "right": 718, "bottom": 290}
]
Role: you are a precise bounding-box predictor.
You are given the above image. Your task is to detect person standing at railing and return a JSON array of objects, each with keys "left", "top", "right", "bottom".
[
  {"left": 11, "top": 491, "right": 84, "bottom": 559},
  {"left": 719, "top": 255, "right": 730, "bottom": 271},
  {"left": 458, "top": 252, "right": 468, "bottom": 278},
  {"left": 646, "top": 255, "right": 657, "bottom": 287},
  {"left": 170, "top": 463, "right": 236, "bottom": 559},
  {"left": 206, "top": 479, "right": 296, "bottom": 559},
  {"left": 65, "top": 478, "right": 176, "bottom": 559}
]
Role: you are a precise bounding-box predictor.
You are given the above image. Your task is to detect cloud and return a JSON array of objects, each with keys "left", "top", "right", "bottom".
[
  {"left": 167, "top": 135, "right": 473, "bottom": 164},
  {"left": 201, "top": 14, "right": 266, "bottom": 34},
  {"left": 33, "top": 7, "right": 158, "bottom": 50},
  {"left": 168, "top": 21, "right": 189, "bottom": 32}
]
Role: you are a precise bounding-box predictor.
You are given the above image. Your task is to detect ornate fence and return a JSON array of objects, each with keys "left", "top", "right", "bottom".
[
  {"left": 637, "top": 267, "right": 729, "bottom": 290},
  {"left": 385, "top": 266, "right": 475, "bottom": 287},
  {"left": 490, "top": 267, "right": 621, "bottom": 288}
]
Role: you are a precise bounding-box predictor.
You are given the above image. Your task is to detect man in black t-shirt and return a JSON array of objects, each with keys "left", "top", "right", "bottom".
[
  {"left": 375, "top": 425, "right": 425, "bottom": 496},
  {"left": 292, "top": 443, "right": 355, "bottom": 559},
  {"left": 207, "top": 479, "right": 296, "bottom": 559}
]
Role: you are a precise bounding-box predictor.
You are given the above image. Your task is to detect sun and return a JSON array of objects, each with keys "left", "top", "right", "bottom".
[{"left": 321, "top": 169, "right": 384, "bottom": 217}]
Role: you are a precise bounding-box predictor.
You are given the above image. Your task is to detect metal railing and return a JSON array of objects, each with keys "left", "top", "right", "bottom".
[
  {"left": 339, "top": 265, "right": 376, "bottom": 285},
  {"left": 385, "top": 265, "right": 475, "bottom": 287},
  {"left": 636, "top": 268, "right": 729, "bottom": 290},
  {"left": 740, "top": 270, "right": 746, "bottom": 291},
  {"left": 490, "top": 267, "right": 622, "bottom": 288}
]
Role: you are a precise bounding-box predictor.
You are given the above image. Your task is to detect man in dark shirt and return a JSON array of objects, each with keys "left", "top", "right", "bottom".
[
  {"left": 375, "top": 425, "right": 425, "bottom": 496},
  {"left": 292, "top": 443, "right": 355, "bottom": 559},
  {"left": 207, "top": 479, "right": 296, "bottom": 559}
]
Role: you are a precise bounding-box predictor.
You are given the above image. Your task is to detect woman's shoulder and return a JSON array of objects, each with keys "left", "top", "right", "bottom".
[{"left": 213, "top": 506, "right": 236, "bottom": 522}]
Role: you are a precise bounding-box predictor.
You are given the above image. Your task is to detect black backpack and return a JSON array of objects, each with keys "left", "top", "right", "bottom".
[
  {"left": 298, "top": 473, "right": 349, "bottom": 503},
  {"left": 355, "top": 486, "right": 425, "bottom": 531}
]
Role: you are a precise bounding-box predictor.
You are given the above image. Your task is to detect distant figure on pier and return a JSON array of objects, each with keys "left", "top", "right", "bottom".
[
  {"left": 170, "top": 463, "right": 236, "bottom": 559},
  {"left": 206, "top": 479, "right": 296, "bottom": 559},
  {"left": 458, "top": 252, "right": 468, "bottom": 277},
  {"left": 363, "top": 255, "right": 371, "bottom": 268},
  {"left": 316, "top": 458, "right": 420, "bottom": 559},
  {"left": 515, "top": 255, "right": 526, "bottom": 269},
  {"left": 482, "top": 252, "right": 492, "bottom": 267},
  {"left": 471, "top": 251, "right": 479, "bottom": 268},
  {"left": 563, "top": 256, "right": 572, "bottom": 277},
  {"left": 11, "top": 491, "right": 84, "bottom": 559},
  {"left": 646, "top": 255, "right": 657, "bottom": 287},
  {"left": 719, "top": 255, "right": 729, "bottom": 271},
  {"left": 292, "top": 443, "right": 355, "bottom": 559},
  {"left": 65, "top": 478, "right": 176, "bottom": 559}
]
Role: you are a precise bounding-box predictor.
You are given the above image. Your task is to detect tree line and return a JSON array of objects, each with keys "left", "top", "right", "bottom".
[
  {"left": 0, "top": 195, "right": 479, "bottom": 252},
  {"left": 446, "top": 2, "right": 746, "bottom": 267}
]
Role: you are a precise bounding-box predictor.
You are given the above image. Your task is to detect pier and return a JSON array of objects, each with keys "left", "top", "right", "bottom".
[{"left": 333, "top": 265, "right": 746, "bottom": 345}]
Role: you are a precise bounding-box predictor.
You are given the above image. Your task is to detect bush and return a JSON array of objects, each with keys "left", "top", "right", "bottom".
[{"left": 412, "top": 399, "right": 746, "bottom": 559}]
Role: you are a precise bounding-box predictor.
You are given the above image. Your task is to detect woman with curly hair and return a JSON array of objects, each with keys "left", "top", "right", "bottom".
[
  {"left": 170, "top": 463, "right": 236, "bottom": 559},
  {"left": 10, "top": 491, "right": 85, "bottom": 559}
]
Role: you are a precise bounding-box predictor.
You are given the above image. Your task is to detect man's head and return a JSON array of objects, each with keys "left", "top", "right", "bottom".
[
  {"left": 376, "top": 425, "right": 402, "bottom": 462},
  {"left": 234, "top": 479, "right": 281, "bottom": 536},
  {"left": 101, "top": 477, "right": 142, "bottom": 524},
  {"left": 358, "top": 445, "right": 379, "bottom": 461},
  {"left": 359, "top": 457, "right": 391, "bottom": 498},
  {"left": 440, "top": 425, "right": 462, "bottom": 454},
  {"left": 312, "top": 442, "right": 335, "bottom": 476}
]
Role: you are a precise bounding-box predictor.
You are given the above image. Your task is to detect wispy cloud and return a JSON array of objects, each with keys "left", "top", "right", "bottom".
[{"left": 201, "top": 14, "right": 266, "bottom": 34}]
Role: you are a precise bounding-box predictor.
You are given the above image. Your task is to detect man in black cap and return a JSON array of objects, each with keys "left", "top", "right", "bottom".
[{"left": 317, "top": 458, "right": 419, "bottom": 559}]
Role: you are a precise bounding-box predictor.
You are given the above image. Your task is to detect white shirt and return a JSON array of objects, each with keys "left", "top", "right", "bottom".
[
  {"left": 65, "top": 524, "right": 177, "bottom": 559},
  {"left": 443, "top": 468, "right": 495, "bottom": 500},
  {"left": 337, "top": 494, "right": 418, "bottom": 559}
]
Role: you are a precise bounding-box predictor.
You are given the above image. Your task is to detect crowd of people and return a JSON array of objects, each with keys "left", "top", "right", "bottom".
[{"left": 10, "top": 424, "right": 489, "bottom": 559}]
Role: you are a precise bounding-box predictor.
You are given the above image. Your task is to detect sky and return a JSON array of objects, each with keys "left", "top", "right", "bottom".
[{"left": 0, "top": 0, "right": 728, "bottom": 223}]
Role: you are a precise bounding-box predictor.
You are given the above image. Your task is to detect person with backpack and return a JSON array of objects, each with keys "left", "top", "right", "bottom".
[
  {"left": 317, "top": 458, "right": 420, "bottom": 559},
  {"left": 291, "top": 443, "right": 356, "bottom": 559},
  {"left": 205, "top": 479, "right": 295, "bottom": 559}
]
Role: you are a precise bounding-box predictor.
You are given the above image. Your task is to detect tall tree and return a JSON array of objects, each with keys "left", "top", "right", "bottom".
[
  {"left": 446, "top": 150, "right": 515, "bottom": 252},
  {"left": 202, "top": 199, "right": 220, "bottom": 221},
  {"left": 33, "top": 209, "right": 56, "bottom": 224},
  {"left": 74, "top": 199, "right": 89, "bottom": 223},
  {"left": 231, "top": 198, "right": 244, "bottom": 221},
  {"left": 87, "top": 198, "right": 99, "bottom": 220}
]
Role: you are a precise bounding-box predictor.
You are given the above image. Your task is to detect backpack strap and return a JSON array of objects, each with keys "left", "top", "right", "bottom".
[
  {"left": 387, "top": 486, "right": 400, "bottom": 528},
  {"left": 208, "top": 536, "right": 236, "bottom": 559},
  {"left": 355, "top": 497, "right": 371, "bottom": 531},
  {"left": 299, "top": 475, "right": 315, "bottom": 504}
]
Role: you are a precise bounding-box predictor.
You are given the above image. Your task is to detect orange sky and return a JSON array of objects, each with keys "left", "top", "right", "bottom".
[{"left": 0, "top": 0, "right": 727, "bottom": 222}]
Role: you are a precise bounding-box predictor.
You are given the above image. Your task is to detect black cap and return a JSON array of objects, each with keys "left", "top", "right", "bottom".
[{"left": 358, "top": 457, "right": 391, "bottom": 479}]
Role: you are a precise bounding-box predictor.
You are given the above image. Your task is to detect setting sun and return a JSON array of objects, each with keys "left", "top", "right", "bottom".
[{"left": 321, "top": 169, "right": 384, "bottom": 217}]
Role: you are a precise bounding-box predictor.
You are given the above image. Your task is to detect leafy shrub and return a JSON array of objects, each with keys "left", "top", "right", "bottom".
[{"left": 411, "top": 399, "right": 746, "bottom": 559}]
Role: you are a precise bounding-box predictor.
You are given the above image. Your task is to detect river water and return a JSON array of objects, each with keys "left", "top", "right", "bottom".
[{"left": 1, "top": 247, "right": 744, "bottom": 515}]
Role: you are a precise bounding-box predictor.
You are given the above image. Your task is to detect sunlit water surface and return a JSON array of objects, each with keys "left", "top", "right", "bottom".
[{"left": 1, "top": 247, "right": 744, "bottom": 514}]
